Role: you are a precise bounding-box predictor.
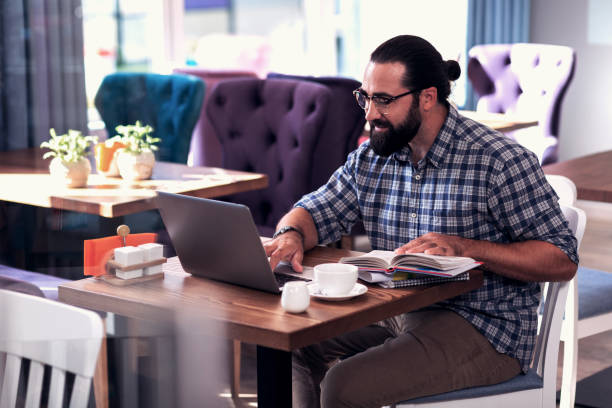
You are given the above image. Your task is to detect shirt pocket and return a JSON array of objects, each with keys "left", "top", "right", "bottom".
[{"left": 432, "top": 205, "right": 486, "bottom": 238}]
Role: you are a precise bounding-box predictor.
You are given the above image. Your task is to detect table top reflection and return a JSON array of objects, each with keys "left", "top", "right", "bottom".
[{"left": 0, "top": 148, "right": 268, "bottom": 217}]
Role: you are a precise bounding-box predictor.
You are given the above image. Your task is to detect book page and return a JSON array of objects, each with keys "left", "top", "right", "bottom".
[
  {"left": 391, "top": 253, "right": 477, "bottom": 270},
  {"left": 339, "top": 250, "right": 396, "bottom": 269}
]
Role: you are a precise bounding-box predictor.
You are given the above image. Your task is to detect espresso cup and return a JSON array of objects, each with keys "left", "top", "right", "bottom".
[
  {"left": 281, "top": 281, "right": 310, "bottom": 313},
  {"left": 314, "top": 263, "right": 358, "bottom": 296}
]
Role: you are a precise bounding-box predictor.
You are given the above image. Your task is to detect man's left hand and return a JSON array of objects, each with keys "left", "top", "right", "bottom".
[{"left": 395, "top": 232, "right": 468, "bottom": 256}]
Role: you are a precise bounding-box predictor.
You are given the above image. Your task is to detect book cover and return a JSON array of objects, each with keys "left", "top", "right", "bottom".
[{"left": 378, "top": 272, "right": 470, "bottom": 288}]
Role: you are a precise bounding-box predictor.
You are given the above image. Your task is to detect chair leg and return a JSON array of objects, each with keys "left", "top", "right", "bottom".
[
  {"left": 230, "top": 340, "right": 241, "bottom": 399},
  {"left": 559, "top": 336, "right": 578, "bottom": 408},
  {"left": 559, "top": 277, "right": 578, "bottom": 408},
  {"left": 93, "top": 319, "right": 109, "bottom": 408}
]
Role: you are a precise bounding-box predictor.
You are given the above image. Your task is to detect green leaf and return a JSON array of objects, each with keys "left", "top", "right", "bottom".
[
  {"left": 112, "top": 121, "right": 160, "bottom": 154},
  {"left": 40, "top": 128, "right": 98, "bottom": 163}
]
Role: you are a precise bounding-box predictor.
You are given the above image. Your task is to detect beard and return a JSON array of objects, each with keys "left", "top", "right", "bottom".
[{"left": 369, "top": 99, "right": 422, "bottom": 157}]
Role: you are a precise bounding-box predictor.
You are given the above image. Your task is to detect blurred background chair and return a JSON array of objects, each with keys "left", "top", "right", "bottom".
[
  {"left": 266, "top": 73, "right": 368, "bottom": 248},
  {"left": 0, "top": 289, "right": 103, "bottom": 408},
  {"left": 467, "top": 43, "right": 576, "bottom": 165},
  {"left": 94, "top": 72, "right": 205, "bottom": 164},
  {"left": 93, "top": 72, "right": 205, "bottom": 240},
  {"left": 393, "top": 202, "right": 585, "bottom": 408},
  {"left": 173, "top": 68, "right": 258, "bottom": 167},
  {"left": 206, "top": 77, "right": 361, "bottom": 237},
  {"left": 265, "top": 73, "right": 366, "bottom": 176},
  {"left": 0, "top": 265, "right": 68, "bottom": 300}
]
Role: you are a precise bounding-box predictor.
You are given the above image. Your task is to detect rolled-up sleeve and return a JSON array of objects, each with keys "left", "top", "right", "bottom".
[{"left": 487, "top": 149, "right": 579, "bottom": 265}]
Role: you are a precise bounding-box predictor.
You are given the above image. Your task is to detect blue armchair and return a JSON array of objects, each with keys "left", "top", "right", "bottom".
[{"left": 94, "top": 72, "right": 205, "bottom": 164}]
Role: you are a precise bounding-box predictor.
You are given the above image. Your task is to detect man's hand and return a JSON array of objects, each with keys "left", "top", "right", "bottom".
[
  {"left": 264, "top": 231, "right": 305, "bottom": 272},
  {"left": 395, "top": 232, "right": 468, "bottom": 256}
]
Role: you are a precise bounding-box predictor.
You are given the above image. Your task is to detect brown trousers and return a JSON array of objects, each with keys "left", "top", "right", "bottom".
[{"left": 292, "top": 309, "right": 522, "bottom": 408}]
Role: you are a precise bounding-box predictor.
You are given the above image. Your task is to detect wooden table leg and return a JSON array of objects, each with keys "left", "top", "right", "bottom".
[
  {"left": 230, "top": 340, "right": 241, "bottom": 399},
  {"left": 94, "top": 319, "right": 109, "bottom": 408},
  {"left": 257, "top": 346, "right": 292, "bottom": 407}
]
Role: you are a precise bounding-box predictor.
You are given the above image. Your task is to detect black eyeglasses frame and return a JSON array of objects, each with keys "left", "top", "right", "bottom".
[{"left": 352, "top": 88, "right": 421, "bottom": 112}]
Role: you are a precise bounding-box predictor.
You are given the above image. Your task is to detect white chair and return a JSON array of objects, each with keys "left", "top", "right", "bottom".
[
  {"left": 392, "top": 203, "right": 586, "bottom": 408},
  {"left": 545, "top": 174, "right": 577, "bottom": 206},
  {"left": 0, "top": 289, "right": 103, "bottom": 408},
  {"left": 548, "top": 177, "right": 612, "bottom": 408}
]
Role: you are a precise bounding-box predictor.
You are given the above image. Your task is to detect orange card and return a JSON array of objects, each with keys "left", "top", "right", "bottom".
[{"left": 83, "top": 233, "right": 157, "bottom": 276}]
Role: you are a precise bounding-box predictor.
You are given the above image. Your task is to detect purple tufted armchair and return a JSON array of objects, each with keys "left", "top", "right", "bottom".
[
  {"left": 468, "top": 43, "right": 576, "bottom": 165},
  {"left": 206, "top": 78, "right": 362, "bottom": 237},
  {"left": 173, "top": 68, "right": 259, "bottom": 167}
]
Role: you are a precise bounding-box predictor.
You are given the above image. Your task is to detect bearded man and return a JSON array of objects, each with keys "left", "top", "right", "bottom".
[{"left": 264, "top": 35, "right": 578, "bottom": 408}]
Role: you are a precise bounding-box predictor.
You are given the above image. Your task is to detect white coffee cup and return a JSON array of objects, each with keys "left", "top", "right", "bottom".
[
  {"left": 314, "top": 263, "right": 358, "bottom": 296},
  {"left": 281, "top": 281, "right": 310, "bottom": 313}
]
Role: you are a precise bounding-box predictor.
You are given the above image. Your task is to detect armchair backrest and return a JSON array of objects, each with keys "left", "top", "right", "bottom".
[
  {"left": 468, "top": 43, "right": 576, "bottom": 165},
  {"left": 205, "top": 78, "right": 334, "bottom": 236},
  {"left": 545, "top": 174, "right": 577, "bottom": 206},
  {"left": 94, "top": 72, "right": 205, "bottom": 164},
  {"left": 173, "top": 68, "right": 258, "bottom": 167},
  {"left": 266, "top": 73, "right": 366, "bottom": 186}
]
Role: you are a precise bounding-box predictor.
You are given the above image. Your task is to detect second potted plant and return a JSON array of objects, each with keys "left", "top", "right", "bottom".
[{"left": 112, "top": 121, "right": 161, "bottom": 181}]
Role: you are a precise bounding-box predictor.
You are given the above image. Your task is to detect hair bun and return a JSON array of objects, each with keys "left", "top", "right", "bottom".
[{"left": 445, "top": 60, "right": 461, "bottom": 81}]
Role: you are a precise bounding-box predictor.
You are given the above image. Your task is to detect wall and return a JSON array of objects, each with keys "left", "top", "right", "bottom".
[
  {"left": 233, "top": 0, "right": 302, "bottom": 35},
  {"left": 531, "top": 0, "right": 612, "bottom": 160}
]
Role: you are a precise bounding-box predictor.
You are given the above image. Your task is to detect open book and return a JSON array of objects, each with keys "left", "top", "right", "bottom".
[{"left": 339, "top": 250, "right": 482, "bottom": 281}]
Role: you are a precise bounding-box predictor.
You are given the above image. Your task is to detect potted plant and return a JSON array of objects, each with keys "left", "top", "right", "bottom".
[
  {"left": 40, "top": 129, "right": 98, "bottom": 188},
  {"left": 113, "top": 121, "right": 161, "bottom": 181}
]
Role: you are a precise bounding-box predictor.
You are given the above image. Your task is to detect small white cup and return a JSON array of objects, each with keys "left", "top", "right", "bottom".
[
  {"left": 281, "top": 281, "right": 310, "bottom": 313},
  {"left": 314, "top": 263, "right": 358, "bottom": 296}
]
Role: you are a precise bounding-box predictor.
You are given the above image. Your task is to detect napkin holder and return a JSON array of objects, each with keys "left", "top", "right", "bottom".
[{"left": 102, "top": 256, "right": 167, "bottom": 286}]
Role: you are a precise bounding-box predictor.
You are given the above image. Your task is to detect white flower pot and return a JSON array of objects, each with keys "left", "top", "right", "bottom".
[
  {"left": 49, "top": 157, "right": 91, "bottom": 188},
  {"left": 116, "top": 150, "right": 155, "bottom": 181}
]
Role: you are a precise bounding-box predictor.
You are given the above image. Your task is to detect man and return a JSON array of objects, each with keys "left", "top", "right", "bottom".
[{"left": 264, "top": 35, "right": 578, "bottom": 408}]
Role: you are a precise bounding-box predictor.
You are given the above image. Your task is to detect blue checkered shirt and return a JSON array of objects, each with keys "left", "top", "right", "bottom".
[{"left": 296, "top": 106, "right": 578, "bottom": 372}]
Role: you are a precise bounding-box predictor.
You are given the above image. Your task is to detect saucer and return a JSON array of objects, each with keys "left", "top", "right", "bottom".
[{"left": 307, "top": 282, "right": 368, "bottom": 301}]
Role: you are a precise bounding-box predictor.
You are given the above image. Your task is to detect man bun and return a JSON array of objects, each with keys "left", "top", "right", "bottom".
[
  {"left": 445, "top": 60, "right": 461, "bottom": 81},
  {"left": 371, "top": 35, "right": 461, "bottom": 103}
]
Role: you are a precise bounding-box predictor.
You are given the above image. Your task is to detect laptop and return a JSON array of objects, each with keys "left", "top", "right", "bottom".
[{"left": 155, "top": 191, "right": 313, "bottom": 293}]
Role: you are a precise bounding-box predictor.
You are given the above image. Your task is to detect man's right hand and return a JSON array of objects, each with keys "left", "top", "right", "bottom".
[{"left": 264, "top": 231, "right": 304, "bottom": 272}]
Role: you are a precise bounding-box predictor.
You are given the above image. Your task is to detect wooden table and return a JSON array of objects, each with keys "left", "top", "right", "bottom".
[
  {"left": 59, "top": 246, "right": 483, "bottom": 407},
  {"left": 0, "top": 148, "right": 268, "bottom": 217},
  {"left": 544, "top": 150, "right": 612, "bottom": 203},
  {"left": 459, "top": 110, "right": 539, "bottom": 133}
]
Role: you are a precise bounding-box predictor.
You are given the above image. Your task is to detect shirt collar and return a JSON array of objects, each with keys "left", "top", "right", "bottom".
[
  {"left": 423, "top": 105, "right": 458, "bottom": 168},
  {"left": 390, "top": 105, "right": 458, "bottom": 168}
]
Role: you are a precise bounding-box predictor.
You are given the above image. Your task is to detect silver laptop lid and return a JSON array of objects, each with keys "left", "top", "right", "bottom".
[{"left": 156, "top": 191, "right": 282, "bottom": 293}]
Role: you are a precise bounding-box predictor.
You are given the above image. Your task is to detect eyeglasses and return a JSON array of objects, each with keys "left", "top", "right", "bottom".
[{"left": 353, "top": 88, "right": 420, "bottom": 114}]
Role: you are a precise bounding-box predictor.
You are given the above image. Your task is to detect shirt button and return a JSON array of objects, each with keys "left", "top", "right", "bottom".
[
  {"left": 415, "top": 174, "right": 421, "bottom": 180},
  {"left": 410, "top": 213, "right": 417, "bottom": 218}
]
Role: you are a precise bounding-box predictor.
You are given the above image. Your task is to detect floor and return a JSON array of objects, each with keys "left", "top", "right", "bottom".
[{"left": 226, "top": 200, "right": 612, "bottom": 407}]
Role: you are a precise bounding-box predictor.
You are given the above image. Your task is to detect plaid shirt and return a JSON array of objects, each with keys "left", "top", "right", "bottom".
[{"left": 296, "top": 106, "right": 578, "bottom": 372}]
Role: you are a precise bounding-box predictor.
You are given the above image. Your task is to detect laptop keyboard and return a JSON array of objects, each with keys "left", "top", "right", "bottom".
[{"left": 274, "top": 273, "right": 310, "bottom": 287}]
